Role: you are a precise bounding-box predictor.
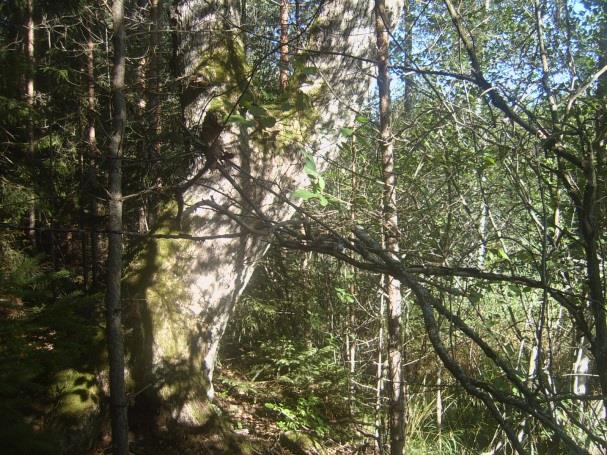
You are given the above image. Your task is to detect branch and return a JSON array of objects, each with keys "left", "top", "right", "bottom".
[{"left": 442, "top": 0, "right": 582, "bottom": 169}]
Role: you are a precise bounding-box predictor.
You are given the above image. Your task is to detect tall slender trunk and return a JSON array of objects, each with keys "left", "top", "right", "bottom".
[
  {"left": 26, "top": 0, "right": 34, "bottom": 157},
  {"left": 135, "top": 2, "right": 149, "bottom": 234},
  {"left": 436, "top": 367, "right": 443, "bottom": 449},
  {"left": 402, "top": 0, "right": 414, "bottom": 118},
  {"left": 25, "top": 0, "right": 36, "bottom": 245},
  {"left": 80, "top": 151, "right": 89, "bottom": 292},
  {"left": 375, "top": 1, "right": 405, "bottom": 453},
  {"left": 585, "top": 0, "right": 607, "bottom": 419},
  {"left": 106, "top": 1, "right": 128, "bottom": 453},
  {"left": 86, "top": 25, "right": 100, "bottom": 291},
  {"left": 573, "top": 335, "right": 590, "bottom": 396},
  {"left": 346, "top": 139, "right": 358, "bottom": 414},
  {"left": 376, "top": 274, "right": 387, "bottom": 453},
  {"left": 150, "top": 0, "right": 162, "bottom": 159},
  {"left": 279, "top": 0, "right": 289, "bottom": 90}
]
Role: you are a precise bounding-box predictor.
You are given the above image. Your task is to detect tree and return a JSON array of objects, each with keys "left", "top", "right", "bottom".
[
  {"left": 374, "top": 0, "right": 405, "bottom": 453},
  {"left": 2, "top": 0, "right": 606, "bottom": 452},
  {"left": 272, "top": 0, "right": 607, "bottom": 451},
  {"left": 106, "top": 0, "right": 128, "bottom": 453},
  {"left": 124, "top": 0, "right": 402, "bottom": 422}
]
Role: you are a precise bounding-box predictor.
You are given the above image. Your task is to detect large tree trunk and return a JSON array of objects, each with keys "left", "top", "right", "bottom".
[{"left": 125, "top": 0, "right": 401, "bottom": 423}]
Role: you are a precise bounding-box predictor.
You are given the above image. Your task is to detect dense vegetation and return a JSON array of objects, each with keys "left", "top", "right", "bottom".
[{"left": 1, "top": 0, "right": 606, "bottom": 454}]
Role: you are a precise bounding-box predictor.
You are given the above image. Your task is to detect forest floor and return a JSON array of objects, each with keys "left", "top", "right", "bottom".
[{"left": 92, "top": 366, "right": 360, "bottom": 455}]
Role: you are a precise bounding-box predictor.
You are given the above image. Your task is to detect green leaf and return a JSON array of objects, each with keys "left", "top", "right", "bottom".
[
  {"left": 226, "top": 114, "right": 247, "bottom": 124},
  {"left": 355, "top": 115, "right": 369, "bottom": 124},
  {"left": 249, "top": 105, "right": 268, "bottom": 117},
  {"left": 258, "top": 116, "right": 276, "bottom": 128},
  {"left": 469, "top": 291, "right": 482, "bottom": 304},
  {"left": 317, "top": 175, "right": 325, "bottom": 192},
  {"left": 498, "top": 248, "right": 511, "bottom": 261},
  {"left": 335, "top": 287, "right": 355, "bottom": 303},
  {"left": 483, "top": 154, "right": 496, "bottom": 166},
  {"left": 301, "top": 66, "right": 318, "bottom": 75},
  {"left": 303, "top": 156, "right": 318, "bottom": 177},
  {"left": 292, "top": 188, "right": 318, "bottom": 201},
  {"left": 340, "top": 127, "right": 354, "bottom": 137}
]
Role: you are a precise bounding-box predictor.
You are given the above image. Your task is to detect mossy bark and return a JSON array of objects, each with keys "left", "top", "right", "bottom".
[{"left": 124, "top": 0, "right": 401, "bottom": 423}]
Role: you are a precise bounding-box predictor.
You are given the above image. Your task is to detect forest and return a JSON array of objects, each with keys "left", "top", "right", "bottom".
[{"left": 0, "top": 0, "right": 606, "bottom": 454}]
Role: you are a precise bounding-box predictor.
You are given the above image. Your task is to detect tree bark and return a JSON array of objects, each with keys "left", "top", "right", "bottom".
[
  {"left": 25, "top": 0, "right": 34, "bottom": 158},
  {"left": 375, "top": 1, "right": 405, "bottom": 453},
  {"left": 150, "top": 0, "right": 162, "bottom": 159},
  {"left": 125, "top": 0, "right": 401, "bottom": 423},
  {"left": 279, "top": 0, "right": 289, "bottom": 90},
  {"left": 106, "top": 0, "right": 128, "bottom": 453},
  {"left": 584, "top": 0, "right": 607, "bottom": 419},
  {"left": 86, "top": 24, "right": 101, "bottom": 291},
  {"left": 24, "top": 0, "right": 36, "bottom": 246}
]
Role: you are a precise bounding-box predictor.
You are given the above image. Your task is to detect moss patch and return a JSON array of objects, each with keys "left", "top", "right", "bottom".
[{"left": 50, "top": 369, "right": 100, "bottom": 418}]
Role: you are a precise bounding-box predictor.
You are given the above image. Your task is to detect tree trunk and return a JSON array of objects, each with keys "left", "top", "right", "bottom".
[
  {"left": 25, "top": 0, "right": 34, "bottom": 158},
  {"left": 279, "top": 0, "right": 289, "bottom": 90},
  {"left": 124, "top": 0, "right": 401, "bottom": 423},
  {"left": 375, "top": 1, "right": 405, "bottom": 453},
  {"left": 376, "top": 274, "right": 387, "bottom": 453},
  {"left": 86, "top": 24, "right": 101, "bottom": 291},
  {"left": 106, "top": 0, "right": 128, "bottom": 453},
  {"left": 150, "top": 0, "right": 162, "bottom": 159},
  {"left": 584, "top": 0, "right": 607, "bottom": 420},
  {"left": 25, "top": 0, "right": 36, "bottom": 246}
]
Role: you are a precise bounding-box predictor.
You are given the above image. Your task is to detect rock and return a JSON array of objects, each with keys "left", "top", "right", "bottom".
[{"left": 279, "top": 431, "right": 327, "bottom": 455}]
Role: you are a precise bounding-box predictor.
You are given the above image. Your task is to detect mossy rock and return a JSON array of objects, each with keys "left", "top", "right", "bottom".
[
  {"left": 47, "top": 369, "right": 101, "bottom": 454},
  {"left": 50, "top": 369, "right": 100, "bottom": 417},
  {"left": 279, "top": 431, "right": 328, "bottom": 455}
]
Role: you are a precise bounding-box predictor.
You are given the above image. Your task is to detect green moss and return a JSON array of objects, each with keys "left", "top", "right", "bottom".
[
  {"left": 186, "top": 31, "right": 251, "bottom": 119},
  {"left": 50, "top": 369, "right": 99, "bottom": 417}
]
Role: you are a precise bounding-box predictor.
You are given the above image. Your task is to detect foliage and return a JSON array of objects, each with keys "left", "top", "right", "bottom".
[
  {"left": 251, "top": 339, "right": 349, "bottom": 439},
  {"left": 0, "top": 246, "right": 103, "bottom": 453},
  {"left": 1, "top": 0, "right": 606, "bottom": 452}
]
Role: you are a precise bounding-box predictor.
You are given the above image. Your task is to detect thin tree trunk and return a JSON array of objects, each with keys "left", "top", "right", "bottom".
[
  {"left": 403, "top": 0, "right": 414, "bottom": 119},
  {"left": 375, "top": 1, "right": 405, "bottom": 453},
  {"left": 346, "top": 138, "right": 357, "bottom": 414},
  {"left": 25, "top": 0, "right": 36, "bottom": 246},
  {"left": 86, "top": 25, "right": 101, "bottom": 291},
  {"left": 26, "top": 0, "right": 34, "bottom": 157},
  {"left": 150, "top": 0, "right": 162, "bottom": 159},
  {"left": 584, "top": 0, "right": 607, "bottom": 421},
  {"left": 80, "top": 152, "right": 89, "bottom": 292},
  {"left": 106, "top": 1, "right": 128, "bottom": 453},
  {"left": 279, "top": 0, "right": 289, "bottom": 90},
  {"left": 135, "top": 3, "right": 149, "bottom": 234},
  {"left": 436, "top": 367, "right": 442, "bottom": 448},
  {"left": 573, "top": 335, "right": 591, "bottom": 396},
  {"left": 376, "top": 274, "right": 386, "bottom": 453}
]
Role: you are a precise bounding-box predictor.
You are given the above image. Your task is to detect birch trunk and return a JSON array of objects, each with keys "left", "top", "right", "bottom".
[{"left": 125, "top": 0, "right": 401, "bottom": 423}]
